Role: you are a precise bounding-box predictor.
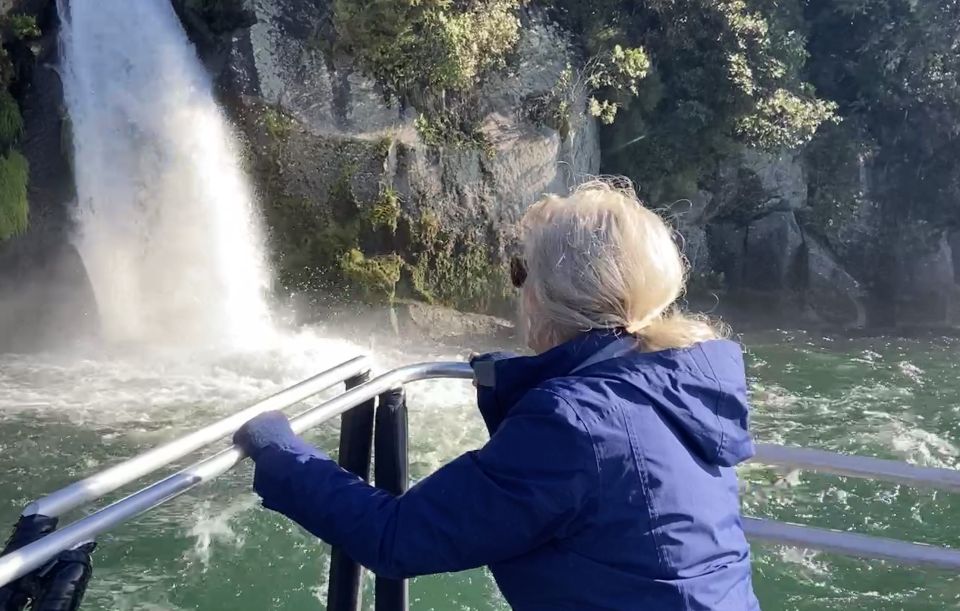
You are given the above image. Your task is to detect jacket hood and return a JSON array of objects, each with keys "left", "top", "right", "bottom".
[{"left": 472, "top": 332, "right": 755, "bottom": 467}]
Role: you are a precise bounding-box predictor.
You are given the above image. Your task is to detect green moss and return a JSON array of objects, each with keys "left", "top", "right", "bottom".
[
  {"left": 402, "top": 213, "right": 510, "bottom": 312},
  {"left": 251, "top": 116, "right": 505, "bottom": 311},
  {"left": 368, "top": 187, "right": 400, "bottom": 234},
  {"left": 0, "top": 50, "right": 14, "bottom": 95},
  {"left": 263, "top": 107, "right": 293, "bottom": 142},
  {"left": 6, "top": 14, "right": 40, "bottom": 40},
  {"left": 333, "top": 0, "right": 521, "bottom": 97},
  {"left": 414, "top": 112, "right": 491, "bottom": 153},
  {"left": 375, "top": 135, "right": 393, "bottom": 158},
  {"left": 417, "top": 210, "right": 441, "bottom": 245},
  {"left": 267, "top": 198, "right": 362, "bottom": 292},
  {"left": 0, "top": 150, "right": 29, "bottom": 241},
  {"left": 0, "top": 91, "right": 23, "bottom": 151},
  {"left": 340, "top": 248, "right": 402, "bottom": 303}
]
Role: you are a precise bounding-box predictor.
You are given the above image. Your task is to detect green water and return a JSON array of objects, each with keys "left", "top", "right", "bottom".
[{"left": 0, "top": 329, "right": 958, "bottom": 610}]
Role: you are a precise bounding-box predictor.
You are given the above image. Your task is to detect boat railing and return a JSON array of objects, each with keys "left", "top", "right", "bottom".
[{"left": 0, "top": 358, "right": 958, "bottom": 611}]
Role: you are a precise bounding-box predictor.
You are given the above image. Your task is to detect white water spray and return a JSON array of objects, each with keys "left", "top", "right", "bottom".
[{"left": 57, "top": 0, "right": 273, "bottom": 349}]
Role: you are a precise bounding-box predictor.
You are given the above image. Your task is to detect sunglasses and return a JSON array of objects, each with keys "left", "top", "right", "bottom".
[{"left": 510, "top": 256, "right": 527, "bottom": 288}]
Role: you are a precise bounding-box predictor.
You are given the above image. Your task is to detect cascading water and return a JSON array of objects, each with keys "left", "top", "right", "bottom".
[{"left": 57, "top": 0, "right": 273, "bottom": 349}]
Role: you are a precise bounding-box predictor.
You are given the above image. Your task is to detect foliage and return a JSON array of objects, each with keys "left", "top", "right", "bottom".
[
  {"left": 584, "top": 45, "right": 651, "bottom": 124},
  {"left": 804, "top": 0, "right": 960, "bottom": 226},
  {"left": 414, "top": 113, "right": 490, "bottom": 151},
  {"left": 334, "top": 0, "right": 522, "bottom": 150},
  {"left": 6, "top": 14, "right": 40, "bottom": 40},
  {"left": 0, "top": 150, "right": 28, "bottom": 241},
  {"left": 524, "top": 66, "right": 573, "bottom": 138},
  {"left": 546, "top": 0, "right": 836, "bottom": 200},
  {"left": 333, "top": 0, "right": 522, "bottom": 98},
  {"left": 736, "top": 89, "right": 837, "bottom": 150},
  {"left": 0, "top": 91, "right": 23, "bottom": 151}
]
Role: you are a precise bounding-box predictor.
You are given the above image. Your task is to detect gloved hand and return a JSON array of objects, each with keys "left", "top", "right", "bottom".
[{"left": 233, "top": 410, "right": 316, "bottom": 461}]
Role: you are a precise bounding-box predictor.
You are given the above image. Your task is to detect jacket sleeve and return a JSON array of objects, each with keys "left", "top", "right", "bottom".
[{"left": 250, "top": 388, "right": 597, "bottom": 579}]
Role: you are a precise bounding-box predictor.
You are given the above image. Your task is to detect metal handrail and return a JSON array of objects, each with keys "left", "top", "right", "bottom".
[
  {"left": 22, "top": 356, "right": 372, "bottom": 519},
  {"left": 0, "top": 362, "right": 468, "bottom": 588},
  {"left": 742, "top": 518, "right": 960, "bottom": 570},
  {"left": 753, "top": 443, "right": 960, "bottom": 492},
  {"left": 2, "top": 360, "right": 960, "bottom": 588}
]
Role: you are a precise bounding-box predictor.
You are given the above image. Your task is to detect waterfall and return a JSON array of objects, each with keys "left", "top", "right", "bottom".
[{"left": 57, "top": 0, "right": 273, "bottom": 349}]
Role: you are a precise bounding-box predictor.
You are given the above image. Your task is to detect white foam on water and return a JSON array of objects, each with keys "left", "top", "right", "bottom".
[
  {"left": 877, "top": 421, "right": 959, "bottom": 469},
  {"left": 187, "top": 496, "right": 259, "bottom": 569},
  {"left": 897, "top": 360, "right": 926, "bottom": 386},
  {"left": 0, "top": 329, "right": 369, "bottom": 429}
]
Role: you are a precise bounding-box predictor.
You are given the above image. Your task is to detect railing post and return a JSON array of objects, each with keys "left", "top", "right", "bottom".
[
  {"left": 374, "top": 389, "right": 409, "bottom": 611},
  {"left": 326, "top": 373, "right": 375, "bottom": 611}
]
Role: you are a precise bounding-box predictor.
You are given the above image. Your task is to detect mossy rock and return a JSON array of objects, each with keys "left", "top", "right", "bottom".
[
  {"left": 239, "top": 101, "right": 512, "bottom": 314},
  {"left": 340, "top": 248, "right": 402, "bottom": 303},
  {"left": 0, "top": 150, "right": 29, "bottom": 241},
  {"left": 368, "top": 187, "right": 400, "bottom": 234},
  {"left": 0, "top": 90, "right": 23, "bottom": 151},
  {"left": 401, "top": 212, "right": 511, "bottom": 313}
]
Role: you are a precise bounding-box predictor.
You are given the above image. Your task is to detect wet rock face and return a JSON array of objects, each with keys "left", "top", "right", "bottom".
[
  {"left": 0, "top": 240, "right": 99, "bottom": 352},
  {"left": 743, "top": 211, "right": 805, "bottom": 292},
  {"left": 0, "top": 3, "right": 98, "bottom": 351},
  {"left": 685, "top": 149, "right": 869, "bottom": 327},
  {"left": 234, "top": 1, "right": 598, "bottom": 220},
  {"left": 803, "top": 235, "right": 864, "bottom": 327},
  {"left": 890, "top": 229, "right": 956, "bottom": 326},
  {"left": 185, "top": 1, "right": 600, "bottom": 312},
  {"left": 172, "top": 1, "right": 946, "bottom": 328},
  {"left": 739, "top": 148, "right": 807, "bottom": 214},
  {"left": 706, "top": 222, "right": 746, "bottom": 288}
]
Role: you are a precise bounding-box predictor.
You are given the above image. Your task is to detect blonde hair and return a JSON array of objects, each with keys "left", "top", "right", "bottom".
[{"left": 519, "top": 179, "right": 724, "bottom": 352}]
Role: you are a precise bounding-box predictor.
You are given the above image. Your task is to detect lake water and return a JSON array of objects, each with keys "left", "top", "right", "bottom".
[{"left": 0, "top": 326, "right": 958, "bottom": 610}]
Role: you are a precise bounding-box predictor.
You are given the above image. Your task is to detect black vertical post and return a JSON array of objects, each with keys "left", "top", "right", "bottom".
[
  {"left": 326, "top": 373, "right": 375, "bottom": 611},
  {"left": 374, "top": 388, "right": 409, "bottom": 611}
]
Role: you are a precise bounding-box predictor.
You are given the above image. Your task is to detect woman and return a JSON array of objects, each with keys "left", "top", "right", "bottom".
[{"left": 235, "top": 180, "right": 760, "bottom": 610}]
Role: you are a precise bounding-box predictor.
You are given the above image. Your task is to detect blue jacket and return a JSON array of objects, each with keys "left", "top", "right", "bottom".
[{"left": 249, "top": 332, "right": 760, "bottom": 610}]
